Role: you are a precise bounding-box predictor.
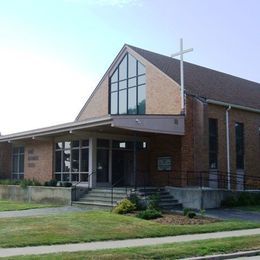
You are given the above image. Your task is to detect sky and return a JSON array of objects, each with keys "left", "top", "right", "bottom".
[{"left": 0, "top": 0, "right": 260, "bottom": 134}]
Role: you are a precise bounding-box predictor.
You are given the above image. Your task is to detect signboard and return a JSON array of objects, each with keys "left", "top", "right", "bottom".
[{"left": 157, "top": 156, "right": 172, "bottom": 171}]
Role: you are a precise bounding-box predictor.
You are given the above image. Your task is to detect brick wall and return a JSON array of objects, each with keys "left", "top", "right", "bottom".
[
  {"left": 0, "top": 143, "right": 12, "bottom": 179},
  {"left": 24, "top": 140, "right": 54, "bottom": 183},
  {"left": 77, "top": 47, "right": 182, "bottom": 121}
]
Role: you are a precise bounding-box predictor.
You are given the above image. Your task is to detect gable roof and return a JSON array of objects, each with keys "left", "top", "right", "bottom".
[{"left": 128, "top": 45, "right": 260, "bottom": 110}]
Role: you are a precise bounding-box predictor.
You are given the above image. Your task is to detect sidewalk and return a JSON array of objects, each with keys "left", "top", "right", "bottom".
[{"left": 0, "top": 228, "right": 260, "bottom": 258}]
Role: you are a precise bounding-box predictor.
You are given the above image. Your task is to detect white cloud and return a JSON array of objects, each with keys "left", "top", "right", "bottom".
[{"left": 0, "top": 48, "right": 98, "bottom": 134}]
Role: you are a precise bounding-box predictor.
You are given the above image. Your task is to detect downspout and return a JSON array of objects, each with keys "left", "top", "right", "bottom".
[{"left": 226, "top": 106, "right": 231, "bottom": 190}]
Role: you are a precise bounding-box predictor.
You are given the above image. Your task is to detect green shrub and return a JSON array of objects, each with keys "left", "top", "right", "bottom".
[
  {"left": 137, "top": 209, "right": 162, "bottom": 220},
  {"left": 20, "top": 179, "right": 41, "bottom": 189},
  {"left": 0, "top": 179, "right": 20, "bottom": 185},
  {"left": 221, "top": 192, "right": 260, "bottom": 207},
  {"left": 147, "top": 193, "right": 160, "bottom": 210},
  {"left": 112, "top": 199, "right": 136, "bottom": 214},
  {"left": 187, "top": 211, "right": 196, "bottom": 218},
  {"left": 128, "top": 193, "right": 146, "bottom": 210},
  {"left": 183, "top": 208, "right": 193, "bottom": 216},
  {"left": 44, "top": 179, "right": 58, "bottom": 187},
  {"left": 62, "top": 182, "right": 72, "bottom": 188}
]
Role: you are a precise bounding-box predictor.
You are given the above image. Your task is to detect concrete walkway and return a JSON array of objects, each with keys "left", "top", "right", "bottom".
[
  {"left": 205, "top": 208, "right": 260, "bottom": 222},
  {"left": 0, "top": 206, "right": 88, "bottom": 218},
  {"left": 0, "top": 228, "right": 260, "bottom": 258}
]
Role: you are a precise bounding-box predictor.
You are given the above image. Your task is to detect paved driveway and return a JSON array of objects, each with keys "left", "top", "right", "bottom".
[
  {"left": 0, "top": 206, "right": 88, "bottom": 218},
  {"left": 206, "top": 208, "right": 260, "bottom": 222}
]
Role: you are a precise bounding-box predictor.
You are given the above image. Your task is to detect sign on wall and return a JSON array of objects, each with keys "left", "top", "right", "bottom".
[{"left": 157, "top": 156, "right": 172, "bottom": 171}]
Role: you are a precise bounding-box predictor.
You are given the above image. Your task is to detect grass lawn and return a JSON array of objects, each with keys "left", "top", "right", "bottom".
[
  {"left": 0, "top": 211, "right": 259, "bottom": 248},
  {"left": 7, "top": 235, "right": 260, "bottom": 259},
  {"left": 0, "top": 200, "right": 56, "bottom": 211}
]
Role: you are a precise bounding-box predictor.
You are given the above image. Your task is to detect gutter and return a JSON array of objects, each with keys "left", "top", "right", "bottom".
[
  {"left": 0, "top": 116, "right": 112, "bottom": 142},
  {"left": 206, "top": 99, "right": 260, "bottom": 114},
  {"left": 226, "top": 106, "right": 231, "bottom": 190}
]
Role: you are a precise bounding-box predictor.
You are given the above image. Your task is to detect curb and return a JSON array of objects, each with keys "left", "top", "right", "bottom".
[{"left": 184, "top": 249, "right": 260, "bottom": 260}]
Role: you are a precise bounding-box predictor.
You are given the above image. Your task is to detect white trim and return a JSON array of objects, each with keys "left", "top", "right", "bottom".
[{"left": 207, "top": 99, "right": 260, "bottom": 114}]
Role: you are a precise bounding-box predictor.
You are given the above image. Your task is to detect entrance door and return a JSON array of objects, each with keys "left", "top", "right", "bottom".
[
  {"left": 96, "top": 149, "right": 109, "bottom": 184},
  {"left": 112, "top": 150, "right": 134, "bottom": 186}
]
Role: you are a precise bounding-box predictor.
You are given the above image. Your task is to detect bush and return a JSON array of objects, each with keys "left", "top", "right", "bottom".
[
  {"left": 183, "top": 208, "right": 192, "bottom": 216},
  {"left": 44, "top": 179, "right": 58, "bottom": 187},
  {"left": 221, "top": 192, "right": 260, "bottom": 207},
  {"left": 128, "top": 193, "right": 146, "bottom": 210},
  {"left": 147, "top": 193, "right": 160, "bottom": 210},
  {"left": 62, "top": 182, "right": 72, "bottom": 188},
  {"left": 20, "top": 179, "right": 41, "bottom": 189},
  {"left": 183, "top": 208, "right": 196, "bottom": 218},
  {"left": 112, "top": 199, "right": 136, "bottom": 214},
  {"left": 187, "top": 211, "right": 196, "bottom": 218},
  {"left": 0, "top": 179, "right": 20, "bottom": 185},
  {"left": 137, "top": 209, "right": 162, "bottom": 220}
]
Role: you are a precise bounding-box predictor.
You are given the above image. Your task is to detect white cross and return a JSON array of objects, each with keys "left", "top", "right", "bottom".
[{"left": 171, "top": 39, "right": 193, "bottom": 113}]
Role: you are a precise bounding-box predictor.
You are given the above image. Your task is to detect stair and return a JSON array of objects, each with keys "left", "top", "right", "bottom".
[
  {"left": 137, "top": 187, "right": 182, "bottom": 211},
  {"left": 72, "top": 187, "right": 129, "bottom": 210}
]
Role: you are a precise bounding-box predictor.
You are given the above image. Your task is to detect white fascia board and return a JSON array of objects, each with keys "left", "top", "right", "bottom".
[{"left": 206, "top": 99, "right": 260, "bottom": 114}]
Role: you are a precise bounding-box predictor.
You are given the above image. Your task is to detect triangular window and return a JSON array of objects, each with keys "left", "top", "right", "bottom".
[{"left": 109, "top": 53, "right": 146, "bottom": 115}]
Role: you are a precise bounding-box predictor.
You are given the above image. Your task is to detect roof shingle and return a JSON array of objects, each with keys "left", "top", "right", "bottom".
[{"left": 128, "top": 45, "right": 260, "bottom": 110}]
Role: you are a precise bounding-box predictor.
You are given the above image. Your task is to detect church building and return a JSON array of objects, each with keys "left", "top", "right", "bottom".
[{"left": 0, "top": 44, "right": 259, "bottom": 191}]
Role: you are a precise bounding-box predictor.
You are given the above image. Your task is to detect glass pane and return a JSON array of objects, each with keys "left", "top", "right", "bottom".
[
  {"left": 81, "top": 148, "right": 89, "bottom": 172},
  {"left": 72, "top": 140, "right": 79, "bottom": 148},
  {"left": 55, "top": 174, "right": 61, "bottom": 181},
  {"left": 72, "top": 173, "right": 79, "bottom": 182},
  {"left": 111, "top": 69, "right": 118, "bottom": 83},
  {"left": 97, "top": 139, "right": 109, "bottom": 148},
  {"left": 138, "top": 84, "right": 146, "bottom": 114},
  {"left": 72, "top": 149, "right": 79, "bottom": 172},
  {"left": 128, "top": 77, "right": 136, "bottom": 88},
  {"left": 138, "top": 75, "right": 146, "bottom": 85},
  {"left": 138, "top": 61, "right": 145, "bottom": 75},
  {"left": 128, "top": 54, "right": 137, "bottom": 78},
  {"left": 119, "top": 55, "right": 127, "bottom": 80},
  {"left": 55, "top": 151, "right": 62, "bottom": 172},
  {"left": 128, "top": 87, "right": 137, "bottom": 114},
  {"left": 111, "top": 82, "right": 117, "bottom": 92},
  {"left": 110, "top": 92, "right": 118, "bottom": 114},
  {"left": 13, "top": 147, "right": 19, "bottom": 154},
  {"left": 19, "top": 154, "right": 24, "bottom": 173},
  {"left": 19, "top": 147, "right": 24, "bottom": 154},
  {"left": 55, "top": 142, "right": 63, "bottom": 150},
  {"left": 63, "top": 150, "right": 71, "bottom": 172},
  {"left": 119, "top": 80, "right": 127, "bottom": 90},
  {"left": 80, "top": 173, "right": 88, "bottom": 182},
  {"left": 62, "top": 174, "right": 70, "bottom": 182},
  {"left": 82, "top": 140, "right": 89, "bottom": 147},
  {"left": 12, "top": 174, "right": 18, "bottom": 180},
  {"left": 119, "top": 90, "right": 127, "bottom": 114},
  {"left": 97, "top": 149, "right": 109, "bottom": 183},
  {"left": 12, "top": 154, "right": 18, "bottom": 173},
  {"left": 64, "top": 141, "right": 71, "bottom": 149}
]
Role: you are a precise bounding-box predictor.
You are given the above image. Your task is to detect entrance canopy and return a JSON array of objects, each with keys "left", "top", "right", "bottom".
[{"left": 0, "top": 115, "right": 185, "bottom": 142}]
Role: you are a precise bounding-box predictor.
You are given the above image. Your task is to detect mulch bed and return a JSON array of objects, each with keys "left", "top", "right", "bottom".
[
  {"left": 128, "top": 211, "right": 220, "bottom": 225},
  {"left": 152, "top": 212, "right": 220, "bottom": 225}
]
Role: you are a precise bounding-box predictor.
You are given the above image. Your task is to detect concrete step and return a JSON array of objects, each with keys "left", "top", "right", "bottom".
[
  {"left": 73, "top": 201, "right": 116, "bottom": 209},
  {"left": 81, "top": 193, "right": 126, "bottom": 200},
  {"left": 159, "top": 198, "right": 179, "bottom": 203},
  {"left": 89, "top": 189, "right": 129, "bottom": 195},
  {"left": 79, "top": 197, "right": 123, "bottom": 204},
  {"left": 85, "top": 192, "right": 128, "bottom": 199}
]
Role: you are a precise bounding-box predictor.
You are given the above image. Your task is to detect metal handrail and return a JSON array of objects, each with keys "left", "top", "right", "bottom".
[{"left": 111, "top": 176, "right": 128, "bottom": 207}]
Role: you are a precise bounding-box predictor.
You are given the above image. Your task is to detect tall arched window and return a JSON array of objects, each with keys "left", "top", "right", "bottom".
[{"left": 109, "top": 53, "right": 146, "bottom": 115}]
